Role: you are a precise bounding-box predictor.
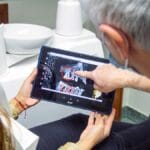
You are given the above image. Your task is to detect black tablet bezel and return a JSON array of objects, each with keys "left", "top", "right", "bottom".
[{"left": 31, "top": 46, "right": 115, "bottom": 114}]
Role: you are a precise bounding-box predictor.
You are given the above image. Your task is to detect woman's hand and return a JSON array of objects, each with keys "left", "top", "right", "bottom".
[
  {"left": 76, "top": 109, "right": 116, "bottom": 150},
  {"left": 76, "top": 64, "right": 130, "bottom": 92},
  {"left": 12, "top": 69, "right": 39, "bottom": 113}
]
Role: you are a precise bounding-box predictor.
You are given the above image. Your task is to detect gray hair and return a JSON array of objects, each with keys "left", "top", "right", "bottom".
[{"left": 89, "top": 0, "right": 150, "bottom": 51}]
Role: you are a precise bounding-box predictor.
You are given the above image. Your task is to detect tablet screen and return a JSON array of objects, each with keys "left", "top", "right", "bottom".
[{"left": 31, "top": 46, "right": 115, "bottom": 114}]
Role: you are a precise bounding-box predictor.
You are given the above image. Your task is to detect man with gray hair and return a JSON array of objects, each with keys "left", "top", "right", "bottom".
[
  {"left": 31, "top": 0, "right": 150, "bottom": 149},
  {"left": 78, "top": 0, "right": 150, "bottom": 93}
]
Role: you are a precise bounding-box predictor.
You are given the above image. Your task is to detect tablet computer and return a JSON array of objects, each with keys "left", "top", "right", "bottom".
[{"left": 31, "top": 46, "right": 115, "bottom": 114}]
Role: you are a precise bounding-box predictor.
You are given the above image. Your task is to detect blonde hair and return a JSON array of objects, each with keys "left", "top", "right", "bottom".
[{"left": 0, "top": 105, "right": 15, "bottom": 150}]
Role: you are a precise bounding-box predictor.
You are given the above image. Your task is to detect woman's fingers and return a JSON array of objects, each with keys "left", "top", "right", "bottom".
[
  {"left": 104, "top": 108, "right": 116, "bottom": 135},
  {"left": 26, "top": 68, "right": 37, "bottom": 83},
  {"left": 107, "top": 109, "right": 116, "bottom": 126},
  {"left": 88, "top": 112, "right": 95, "bottom": 126},
  {"left": 95, "top": 113, "right": 103, "bottom": 125}
]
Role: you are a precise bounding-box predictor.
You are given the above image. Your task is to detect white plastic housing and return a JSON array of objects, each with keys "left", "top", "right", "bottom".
[{"left": 56, "top": 0, "right": 83, "bottom": 36}]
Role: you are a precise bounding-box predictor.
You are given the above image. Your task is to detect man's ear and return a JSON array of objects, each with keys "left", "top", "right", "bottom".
[{"left": 99, "top": 24, "right": 129, "bottom": 62}]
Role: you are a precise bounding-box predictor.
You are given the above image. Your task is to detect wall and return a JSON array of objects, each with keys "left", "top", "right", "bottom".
[
  {"left": 0, "top": 0, "right": 58, "bottom": 28},
  {"left": 0, "top": 0, "right": 96, "bottom": 31},
  {"left": 123, "top": 88, "right": 150, "bottom": 116}
]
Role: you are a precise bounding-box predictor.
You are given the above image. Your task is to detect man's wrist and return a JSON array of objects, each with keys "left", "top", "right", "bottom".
[
  {"left": 133, "top": 74, "right": 150, "bottom": 92},
  {"left": 121, "top": 70, "right": 139, "bottom": 88}
]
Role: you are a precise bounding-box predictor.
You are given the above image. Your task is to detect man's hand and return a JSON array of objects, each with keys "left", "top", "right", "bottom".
[
  {"left": 76, "top": 64, "right": 129, "bottom": 93},
  {"left": 77, "top": 109, "right": 116, "bottom": 150}
]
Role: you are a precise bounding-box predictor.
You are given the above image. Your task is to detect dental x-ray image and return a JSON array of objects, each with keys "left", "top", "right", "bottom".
[{"left": 57, "top": 62, "right": 86, "bottom": 96}]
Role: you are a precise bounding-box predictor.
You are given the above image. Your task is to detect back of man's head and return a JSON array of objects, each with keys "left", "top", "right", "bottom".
[{"left": 89, "top": 0, "right": 150, "bottom": 51}]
